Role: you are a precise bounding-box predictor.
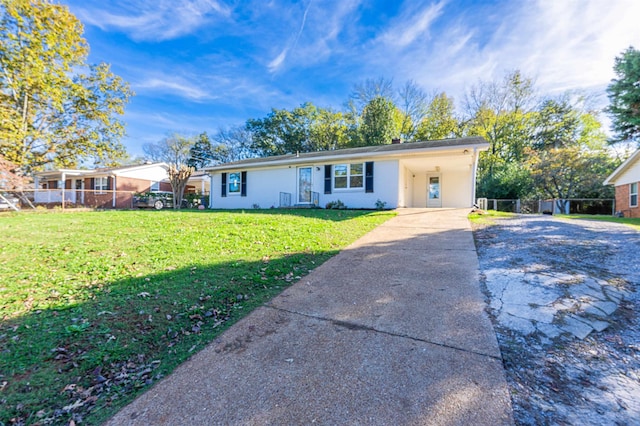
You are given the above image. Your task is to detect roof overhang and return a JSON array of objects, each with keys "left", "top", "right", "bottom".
[
  {"left": 205, "top": 137, "right": 489, "bottom": 173},
  {"left": 603, "top": 149, "right": 640, "bottom": 185}
]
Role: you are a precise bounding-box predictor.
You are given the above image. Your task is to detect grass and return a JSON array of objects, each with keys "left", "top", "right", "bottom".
[
  {"left": 555, "top": 214, "right": 640, "bottom": 231},
  {"left": 468, "top": 209, "right": 516, "bottom": 227},
  {"left": 0, "top": 208, "right": 395, "bottom": 425}
]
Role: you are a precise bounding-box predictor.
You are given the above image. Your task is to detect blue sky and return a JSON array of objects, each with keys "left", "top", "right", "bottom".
[{"left": 61, "top": 0, "right": 640, "bottom": 156}]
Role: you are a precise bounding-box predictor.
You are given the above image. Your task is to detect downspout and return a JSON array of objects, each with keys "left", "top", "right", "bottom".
[{"left": 471, "top": 148, "right": 479, "bottom": 206}]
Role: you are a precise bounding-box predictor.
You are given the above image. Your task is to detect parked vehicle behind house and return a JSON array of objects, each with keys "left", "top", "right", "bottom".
[
  {"left": 133, "top": 191, "right": 177, "bottom": 210},
  {"left": 133, "top": 191, "right": 199, "bottom": 210}
]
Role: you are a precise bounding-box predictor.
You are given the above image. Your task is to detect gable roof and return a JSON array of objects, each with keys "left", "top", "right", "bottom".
[
  {"left": 603, "top": 149, "right": 640, "bottom": 185},
  {"left": 205, "top": 137, "right": 489, "bottom": 172},
  {"left": 34, "top": 162, "right": 168, "bottom": 179}
]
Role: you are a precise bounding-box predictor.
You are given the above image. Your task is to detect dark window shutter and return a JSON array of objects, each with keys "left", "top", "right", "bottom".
[
  {"left": 365, "top": 162, "right": 374, "bottom": 193},
  {"left": 221, "top": 173, "right": 227, "bottom": 197},
  {"left": 241, "top": 171, "right": 247, "bottom": 197},
  {"left": 324, "top": 165, "right": 332, "bottom": 194},
  {"left": 107, "top": 177, "right": 112, "bottom": 190},
  {"left": 90, "top": 178, "right": 95, "bottom": 190}
]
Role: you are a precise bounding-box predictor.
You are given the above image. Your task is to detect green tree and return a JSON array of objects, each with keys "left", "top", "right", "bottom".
[
  {"left": 0, "top": 0, "right": 132, "bottom": 173},
  {"left": 526, "top": 146, "right": 615, "bottom": 212},
  {"left": 309, "top": 108, "right": 350, "bottom": 151},
  {"left": 606, "top": 47, "right": 640, "bottom": 145},
  {"left": 463, "top": 71, "right": 537, "bottom": 198},
  {"left": 357, "top": 96, "right": 401, "bottom": 146},
  {"left": 187, "top": 132, "right": 214, "bottom": 169},
  {"left": 415, "top": 92, "right": 460, "bottom": 141},
  {"left": 247, "top": 103, "right": 320, "bottom": 156}
]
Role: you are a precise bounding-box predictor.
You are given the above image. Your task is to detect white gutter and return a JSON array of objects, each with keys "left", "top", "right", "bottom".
[{"left": 206, "top": 143, "right": 490, "bottom": 173}]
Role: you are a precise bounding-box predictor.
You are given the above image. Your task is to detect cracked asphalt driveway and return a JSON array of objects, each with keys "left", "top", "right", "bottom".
[{"left": 473, "top": 214, "right": 640, "bottom": 425}]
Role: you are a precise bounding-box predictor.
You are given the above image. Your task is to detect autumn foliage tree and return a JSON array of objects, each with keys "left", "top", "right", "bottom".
[{"left": 0, "top": 0, "right": 132, "bottom": 173}]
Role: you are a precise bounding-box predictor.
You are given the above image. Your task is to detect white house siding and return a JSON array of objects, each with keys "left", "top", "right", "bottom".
[
  {"left": 321, "top": 160, "right": 399, "bottom": 209},
  {"left": 401, "top": 157, "right": 474, "bottom": 208},
  {"left": 210, "top": 160, "right": 400, "bottom": 209},
  {"left": 614, "top": 157, "right": 640, "bottom": 185}
]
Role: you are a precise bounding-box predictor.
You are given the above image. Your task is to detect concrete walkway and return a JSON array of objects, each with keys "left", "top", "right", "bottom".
[{"left": 107, "top": 209, "right": 513, "bottom": 425}]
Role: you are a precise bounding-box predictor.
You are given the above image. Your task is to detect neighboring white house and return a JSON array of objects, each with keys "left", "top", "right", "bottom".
[
  {"left": 604, "top": 148, "right": 640, "bottom": 218},
  {"left": 204, "top": 137, "right": 489, "bottom": 210}
]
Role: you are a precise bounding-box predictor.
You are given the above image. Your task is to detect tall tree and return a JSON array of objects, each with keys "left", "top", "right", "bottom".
[
  {"left": 606, "top": 46, "right": 640, "bottom": 145},
  {"left": 534, "top": 97, "right": 581, "bottom": 150},
  {"left": 309, "top": 108, "right": 350, "bottom": 151},
  {"left": 526, "top": 146, "right": 615, "bottom": 212},
  {"left": 347, "top": 77, "right": 395, "bottom": 117},
  {"left": 143, "top": 133, "right": 193, "bottom": 165},
  {"left": 396, "top": 80, "right": 429, "bottom": 141},
  {"left": 0, "top": 0, "right": 132, "bottom": 173},
  {"left": 358, "top": 96, "right": 401, "bottom": 146},
  {"left": 187, "top": 132, "right": 214, "bottom": 169},
  {"left": 167, "top": 164, "right": 194, "bottom": 210},
  {"left": 415, "top": 92, "right": 460, "bottom": 141},
  {"left": 214, "top": 125, "right": 256, "bottom": 162},
  {"left": 463, "top": 70, "right": 537, "bottom": 198}
]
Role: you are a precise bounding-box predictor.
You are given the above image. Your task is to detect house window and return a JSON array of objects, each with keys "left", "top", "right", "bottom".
[
  {"left": 95, "top": 177, "right": 108, "bottom": 193},
  {"left": 631, "top": 182, "right": 638, "bottom": 207},
  {"left": 334, "top": 163, "right": 363, "bottom": 189},
  {"left": 228, "top": 172, "right": 241, "bottom": 194},
  {"left": 150, "top": 181, "right": 160, "bottom": 192}
]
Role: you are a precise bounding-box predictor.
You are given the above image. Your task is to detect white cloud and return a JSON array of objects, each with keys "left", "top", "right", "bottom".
[
  {"left": 75, "top": 0, "right": 231, "bottom": 41},
  {"left": 135, "top": 77, "right": 214, "bottom": 101},
  {"left": 268, "top": 48, "right": 289, "bottom": 72},
  {"left": 383, "top": 0, "right": 640, "bottom": 110},
  {"left": 378, "top": 1, "right": 446, "bottom": 48}
]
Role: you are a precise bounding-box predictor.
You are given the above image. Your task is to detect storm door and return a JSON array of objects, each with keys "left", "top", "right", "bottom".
[
  {"left": 427, "top": 174, "right": 442, "bottom": 208},
  {"left": 297, "top": 167, "right": 312, "bottom": 204}
]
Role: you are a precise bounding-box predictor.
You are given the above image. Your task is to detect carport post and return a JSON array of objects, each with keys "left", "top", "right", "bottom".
[{"left": 61, "top": 172, "right": 66, "bottom": 210}]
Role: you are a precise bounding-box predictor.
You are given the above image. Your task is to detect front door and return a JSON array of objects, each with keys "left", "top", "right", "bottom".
[
  {"left": 297, "top": 167, "right": 312, "bottom": 204},
  {"left": 427, "top": 174, "right": 442, "bottom": 207}
]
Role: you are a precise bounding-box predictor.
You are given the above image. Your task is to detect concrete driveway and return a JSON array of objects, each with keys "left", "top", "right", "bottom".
[{"left": 107, "top": 209, "right": 513, "bottom": 425}]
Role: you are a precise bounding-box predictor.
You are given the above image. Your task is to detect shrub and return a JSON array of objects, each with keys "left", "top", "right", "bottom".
[{"left": 325, "top": 200, "right": 346, "bottom": 209}]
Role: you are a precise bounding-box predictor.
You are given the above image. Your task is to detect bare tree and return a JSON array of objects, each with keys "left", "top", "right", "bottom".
[
  {"left": 347, "top": 77, "right": 395, "bottom": 116},
  {"left": 167, "top": 164, "right": 194, "bottom": 210},
  {"left": 397, "top": 80, "right": 430, "bottom": 141},
  {"left": 142, "top": 133, "right": 194, "bottom": 165}
]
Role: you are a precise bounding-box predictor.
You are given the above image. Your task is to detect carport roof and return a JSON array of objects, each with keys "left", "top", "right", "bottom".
[{"left": 205, "top": 137, "right": 489, "bottom": 172}]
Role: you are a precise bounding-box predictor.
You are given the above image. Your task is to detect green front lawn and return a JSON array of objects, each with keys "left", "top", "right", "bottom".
[{"left": 0, "top": 209, "right": 394, "bottom": 425}]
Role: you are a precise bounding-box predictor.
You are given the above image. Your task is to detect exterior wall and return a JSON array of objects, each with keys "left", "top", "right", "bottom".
[
  {"left": 442, "top": 169, "right": 473, "bottom": 208},
  {"left": 210, "top": 160, "right": 400, "bottom": 209},
  {"left": 614, "top": 157, "right": 640, "bottom": 186},
  {"left": 615, "top": 184, "right": 640, "bottom": 218},
  {"left": 117, "top": 165, "right": 168, "bottom": 182},
  {"left": 408, "top": 169, "right": 473, "bottom": 208}
]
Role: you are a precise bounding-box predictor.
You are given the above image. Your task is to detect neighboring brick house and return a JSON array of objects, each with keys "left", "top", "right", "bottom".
[
  {"left": 34, "top": 163, "right": 173, "bottom": 208},
  {"left": 604, "top": 149, "right": 640, "bottom": 218}
]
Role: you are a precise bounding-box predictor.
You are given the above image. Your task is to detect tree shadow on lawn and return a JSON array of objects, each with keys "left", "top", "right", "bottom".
[
  {"left": 156, "top": 208, "right": 390, "bottom": 222},
  {"left": 0, "top": 250, "right": 336, "bottom": 425}
]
